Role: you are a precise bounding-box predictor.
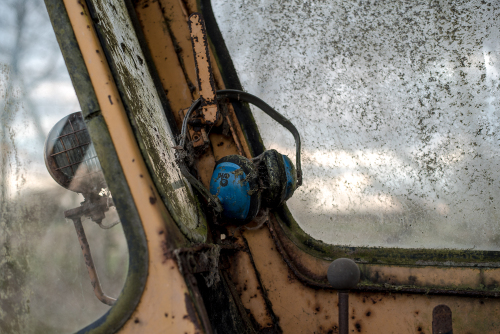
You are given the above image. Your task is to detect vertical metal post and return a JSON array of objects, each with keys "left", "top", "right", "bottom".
[
  {"left": 338, "top": 291, "right": 349, "bottom": 334},
  {"left": 72, "top": 217, "right": 116, "bottom": 306}
]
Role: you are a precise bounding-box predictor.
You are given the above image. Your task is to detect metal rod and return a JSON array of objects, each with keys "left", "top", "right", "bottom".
[
  {"left": 53, "top": 128, "right": 87, "bottom": 140},
  {"left": 55, "top": 156, "right": 97, "bottom": 171},
  {"left": 50, "top": 142, "right": 90, "bottom": 157},
  {"left": 338, "top": 291, "right": 349, "bottom": 334},
  {"left": 58, "top": 136, "right": 75, "bottom": 176},
  {"left": 68, "top": 118, "right": 87, "bottom": 158},
  {"left": 72, "top": 217, "right": 116, "bottom": 306}
]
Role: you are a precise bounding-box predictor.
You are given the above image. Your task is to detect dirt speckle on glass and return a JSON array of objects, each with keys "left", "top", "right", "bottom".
[{"left": 214, "top": 0, "right": 500, "bottom": 250}]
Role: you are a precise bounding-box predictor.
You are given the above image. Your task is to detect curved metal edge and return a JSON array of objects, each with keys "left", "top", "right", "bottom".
[
  {"left": 43, "top": 1, "right": 149, "bottom": 333},
  {"left": 43, "top": 113, "right": 72, "bottom": 189},
  {"left": 268, "top": 214, "right": 500, "bottom": 298},
  {"left": 72, "top": 217, "right": 117, "bottom": 306},
  {"left": 201, "top": 0, "right": 500, "bottom": 269},
  {"left": 275, "top": 205, "right": 500, "bottom": 267}
]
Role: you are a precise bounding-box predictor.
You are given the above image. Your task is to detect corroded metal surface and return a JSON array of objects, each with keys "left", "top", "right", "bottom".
[
  {"left": 242, "top": 224, "right": 500, "bottom": 333},
  {"left": 188, "top": 13, "right": 219, "bottom": 126},
  {"left": 71, "top": 217, "right": 116, "bottom": 306},
  {"left": 180, "top": 108, "right": 210, "bottom": 148},
  {"left": 226, "top": 227, "right": 277, "bottom": 331},
  {"left": 134, "top": 0, "right": 195, "bottom": 129},
  {"left": 88, "top": 0, "right": 204, "bottom": 239},
  {"left": 338, "top": 291, "right": 348, "bottom": 334},
  {"left": 133, "top": 0, "right": 216, "bottom": 190},
  {"left": 432, "top": 304, "right": 453, "bottom": 334},
  {"left": 214, "top": 0, "right": 500, "bottom": 250}
]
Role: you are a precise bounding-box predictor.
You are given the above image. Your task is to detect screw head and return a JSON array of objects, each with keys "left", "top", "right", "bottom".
[{"left": 327, "top": 258, "right": 360, "bottom": 290}]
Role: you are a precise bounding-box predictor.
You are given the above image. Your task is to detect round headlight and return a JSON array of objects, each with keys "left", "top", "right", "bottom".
[{"left": 44, "top": 112, "right": 105, "bottom": 195}]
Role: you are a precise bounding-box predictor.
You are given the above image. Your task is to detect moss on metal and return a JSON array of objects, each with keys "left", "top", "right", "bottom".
[
  {"left": 85, "top": 0, "right": 207, "bottom": 243},
  {"left": 275, "top": 204, "right": 500, "bottom": 268}
]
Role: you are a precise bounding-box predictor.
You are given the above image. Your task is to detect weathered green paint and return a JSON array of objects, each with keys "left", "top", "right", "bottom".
[{"left": 358, "top": 266, "right": 500, "bottom": 293}]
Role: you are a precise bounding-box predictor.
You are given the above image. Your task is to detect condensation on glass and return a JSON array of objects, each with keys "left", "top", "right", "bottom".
[
  {"left": 214, "top": 0, "right": 500, "bottom": 250},
  {"left": 0, "top": 1, "right": 128, "bottom": 332},
  {"left": 1, "top": 104, "right": 128, "bottom": 333}
]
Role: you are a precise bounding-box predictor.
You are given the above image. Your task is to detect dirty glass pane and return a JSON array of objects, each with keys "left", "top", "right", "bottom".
[
  {"left": 0, "top": 0, "right": 128, "bottom": 333},
  {"left": 214, "top": 1, "right": 500, "bottom": 250}
]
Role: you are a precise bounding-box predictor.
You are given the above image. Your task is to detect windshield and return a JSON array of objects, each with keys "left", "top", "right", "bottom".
[
  {"left": 0, "top": 0, "right": 128, "bottom": 332},
  {"left": 214, "top": 0, "right": 500, "bottom": 250}
]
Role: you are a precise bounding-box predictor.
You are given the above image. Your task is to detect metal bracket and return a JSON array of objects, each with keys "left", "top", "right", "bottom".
[{"left": 179, "top": 107, "right": 210, "bottom": 148}]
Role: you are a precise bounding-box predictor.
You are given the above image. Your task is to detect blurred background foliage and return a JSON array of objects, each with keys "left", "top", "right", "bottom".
[{"left": 0, "top": 0, "right": 128, "bottom": 333}]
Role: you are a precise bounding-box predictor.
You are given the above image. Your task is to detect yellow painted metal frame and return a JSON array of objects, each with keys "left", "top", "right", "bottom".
[
  {"left": 51, "top": 0, "right": 500, "bottom": 332},
  {"left": 63, "top": 0, "right": 201, "bottom": 332}
]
